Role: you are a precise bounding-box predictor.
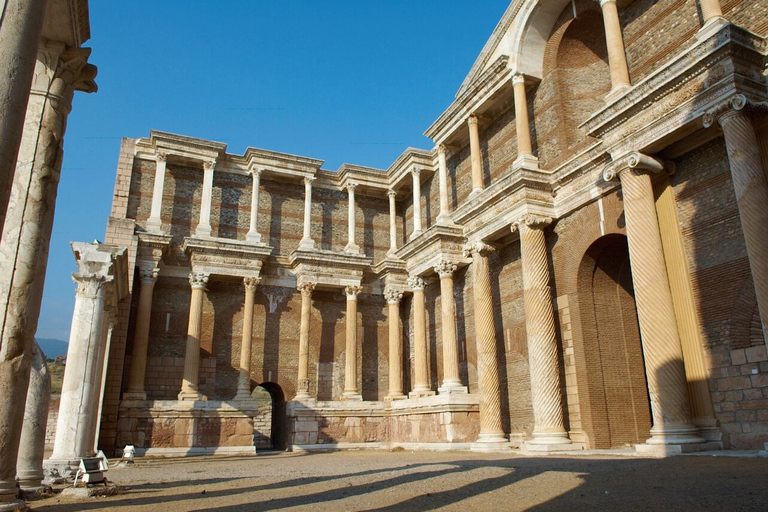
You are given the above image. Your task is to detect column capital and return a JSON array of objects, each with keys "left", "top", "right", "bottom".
[
  {"left": 466, "top": 241, "right": 496, "bottom": 257},
  {"left": 384, "top": 288, "right": 404, "bottom": 305},
  {"left": 407, "top": 276, "right": 426, "bottom": 291},
  {"left": 155, "top": 151, "right": 167, "bottom": 163},
  {"left": 512, "top": 73, "right": 526, "bottom": 86},
  {"left": 410, "top": 166, "right": 421, "bottom": 177},
  {"left": 138, "top": 264, "right": 159, "bottom": 284},
  {"left": 387, "top": 189, "right": 397, "bottom": 198},
  {"left": 188, "top": 271, "right": 209, "bottom": 289},
  {"left": 73, "top": 273, "right": 112, "bottom": 298},
  {"left": 467, "top": 114, "right": 479, "bottom": 126},
  {"left": 346, "top": 181, "right": 358, "bottom": 192},
  {"left": 512, "top": 214, "right": 552, "bottom": 233},
  {"left": 243, "top": 276, "right": 261, "bottom": 291},
  {"left": 437, "top": 144, "right": 447, "bottom": 156},
  {"left": 603, "top": 151, "right": 666, "bottom": 182},
  {"left": 203, "top": 160, "right": 215, "bottom": 172},
  {"left": 304, "top": 175, "right": 316, "bottom": 186},
  {"left": 345, "top": 285, "right": 362, "bottom": 299},
  {"left": 434, "top": 261, "right": 458, "bottom": 278},
  {"left": 702, "top": 94, "right": 768, "bottom": 128},
  {"left": 249, "top": 167, "right": 263, "bottom": 179},
  {"left": 298, "top": 282, "right": 316, "bottom": 297}
]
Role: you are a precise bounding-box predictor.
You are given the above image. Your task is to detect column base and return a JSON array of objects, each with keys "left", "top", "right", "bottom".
[
  {"left": 233, "top": 393, "right": 260, "bottom": 411},
  {"left": 195, "top": 225, "right": 212, "bottom": 237},
  {"left": 342, "top": 392, "right": 363, "bottom": 401},
  {"left": 527, "top": 431, "right": 572, "bottom": 446},
  {"left": 635, "top": 441, "right": 721, "bottom": 456},
  {"left": 604, "top": 84, "right": 631, "bottom": 104},
  {"left": 294, "top": 391, "right": 312, "bottom": 401},
  {"left": 696, "top": 16, "right": 728, "bottom": 41},
  {"left": 512, "top": 154, "right": 539, "bottom": 171},
  {"left": 122, "top": 391, "right": 147, "bottom": 401},
  {"left": 145, "top": 218, "right": 163, "bottom": 233},
  {"left": 384, "top": 392, "right": 407, "bottom": 401},
  {"left": 644, "top": 424, "right": 704, "bottom": 446},
  {"left": 469, "top": 187, "right": 484, "bottom": 199},
  {"left": 438, "top": 382, "right": 468, "bottom": 395},
  {"left": 523, "top": 441, "right": 584, "bottom": 452},
  {"left": 43, "top": 458, "right": 81, "bottom": 481},
  {"left": 0, "top": 500, "right": 26, "bottom": 512},
  {"left": 299, "top": 238, "right": 315, "bottom": 250},
  {"left": 177, "top": 391, "right": 207, "bottom": 401},
  {"left": 436, "top": 214, "right": 455, "bottom": 226},
  {"left": 344, "top": 243, "right": 360, "bottom": 254},
  {"left": 408, "top": 230, "right": 423, "bottom": 241},
  {"left": 408, "top": 388, "right": 435, "bottom": 398},
  {"left": 246, "top": 232, "right": 262, "bottom": 244}
]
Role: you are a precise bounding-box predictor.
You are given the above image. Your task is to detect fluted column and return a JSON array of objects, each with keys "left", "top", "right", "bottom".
[
  {"left": 146, "top": 152, "right": 167, "bottom": 232},
  {"left": 713, "top": 100, "right": 768, "bottom": 348},
  {"left": 178, "top": 272, "right": 209, "bottom": 400},
  {"left": 410, "top": 168, "right": 423, "bottom": 239},
  {"left": 246, "top": 169, "right": 262, "bottom": 243},
  {"left": 469, "top": 242, "right": 506, "bottom": 443},
  {"left": 384, "top": 288, "right": 406, "bottom": 400},
  {"left": 387, "top": 190, "right": 398, "bottom": 256},
  {"left": 408, "top": 276, "right": 434, "bottom": 397},
  {"left": 299, "top": 176, "right": 316, "bottom": 250},
  {"left": 345, "top": 182, "right": 360, "bottom": 254},
  {"left": 195, "top": 160, "right": 215, "bottom": 237},
  {"left": 295, "top": 282, "right": 315, "bottom": 400},
  {"left": 343, "top": 286, "right": 363, "bottom": 400},
  {"left": 604, "top": 152, "right": 702, "bottom": 445},
  {"left": 436, "top": 145, "right": 452, "bottom": 224},
  {"left": 468, "top": 115, "right": 484, "bottom": 195},
  {"left": 599, "top": 0, "right": 631, "bottom": 97},
  {"left": 435, "top": 261, "right": 467, "bottom": 394},
  {"left": 235, "top": 276, "right": 260, "bottom": 400},
  {"left": 513, "top": 215, "right": 571, "bottom": 446},
  {"left": 124, "top": 265, "right": 159, "bottom": 400},
  {"left": 0, "top": 0, "right": 47, "bottom": 240}
]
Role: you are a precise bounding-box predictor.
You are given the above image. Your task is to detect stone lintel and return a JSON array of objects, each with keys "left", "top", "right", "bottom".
[
  {"left": 136, "top": 232, "right": 172, "bottom": 264},
  {"left": 396, "top": 224, "right": 468, "bottom": 277},
  {"left": 182, "top": 236, "right": 272, "bottom": 279},
  {"left": 289, "top": 248, "right": 371, "bottom": 289}
]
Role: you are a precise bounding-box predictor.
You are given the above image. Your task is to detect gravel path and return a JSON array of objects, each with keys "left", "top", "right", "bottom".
[{"left": 31, "top": 450, "right": 768, "bottom": 511}]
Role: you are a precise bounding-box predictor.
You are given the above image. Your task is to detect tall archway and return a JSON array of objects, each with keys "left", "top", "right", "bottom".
[
  {"left": 251, "top": 382, "right": 287, "bottom": 450},
  {"left": 576, "top": 234, "right": 652, "bottom": 448}
]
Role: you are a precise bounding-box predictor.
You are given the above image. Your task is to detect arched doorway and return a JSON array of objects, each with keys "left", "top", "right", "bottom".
[
  {"left": 576, "top": 234, "right": 652, "bottom": 448},
  {"left": 251, "top": 382, "right": 287, "bottom": 451}
]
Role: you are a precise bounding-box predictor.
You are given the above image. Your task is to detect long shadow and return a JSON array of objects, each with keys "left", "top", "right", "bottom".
[
  {"left": 320, "top": 200, "right": 335, "bottom": 251},
  {"left": 265, "top": 187, "right": 285, "bottom": 254},
  {"left": 260, "top": 285, "right": 290, "bottom": 385},
  {"left": 361, "top": 295, "right": 385, "bottom": 400},
  {"left": 455, "top": 267, "right": 469, "bottom": 388},
  {"left": 401, "top": 294, "right": 413, "bottom": 393},
  {"left": 426, "top": 283, "right": 439, "bottom": 390},
  {"left": 317, "top": 293, "right": 343, "bottom": 400},
  {"left": 489, "top": 250, "right": 512, "bottom": 435}
]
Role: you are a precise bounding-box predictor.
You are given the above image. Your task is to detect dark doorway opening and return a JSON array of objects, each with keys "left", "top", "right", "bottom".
[{"left": 251, "top": 382, "right": 287, "bottom": 451}]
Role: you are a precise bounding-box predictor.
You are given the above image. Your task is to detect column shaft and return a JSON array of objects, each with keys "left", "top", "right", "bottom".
[
  {"left": 146, "top": 153, "right": 167, "bottom": 232},
  {"left": 516, "top": 218, "right": 570, "bottom": 445},
  {"left": 124, "top": 266, "right": 158, "bottom": 399},
  {"left": 0, "top": 0, "right": 47, "bottom": 238},
  {"left": 470, "top": 243, "right": 506, "bottom": 442},
  {"left": 617, "top": 164, "right": 700, "bottom": 444},
  {"left": 345, "top": 183, "right": 359, "bottom": 253},
  {"left": 513, "top": 76, "right": 533, "bottom": 157},
  {"left": 236, "top": 277, "right": 259, "bottom": 400},
  {"left": 410, "top": 169, "right": 422, "bottom": 238},
  {"left": 468, "top": 115, "right": 484, "bottom": 194},
  {"left": 343, "top": 286, "right": 362, "bottom": 400},
  {"left": 387, "top": 190, "right": 398, "bottom": 255},
  {"left": 719, "top": 111, "right": 768, "bottom": 348},
  {"left": 16, "top": 341, "right": 50, "bottom": 490},
  {"left": 436, "top": 146, "right": 451, "bottom": 224},
  {"left": 299, "top": 177, "right": 315, "bottom": 250},
  {"left": 599, "top": 0, "right": 631, "bottom": 91},
  {"left": 195, "top": 161, "right": 215, "bottom": 236},
  {"left": 247, "top": 169, "right": 262, "bottom": 243},
  {"left": 436, "top": 262, "right": 465, "bottom": 393},
  {"left": 179, "top": 273, "right": 208, "bottom": 400},
  {"left": 408, "top": 277, "right": 433, "bottom": 396},
  {"left": 385, "top": 290, "right": 405, "bottom": 400},
  {"left": 296, "top": 283, "right": 314, "bottom": 399},
  {"left": 699, "top": 0, "right": 723, "bottom": 24}
]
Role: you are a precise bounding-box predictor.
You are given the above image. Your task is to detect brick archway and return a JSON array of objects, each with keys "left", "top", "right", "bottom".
[{"left": 574, "top": 234, "right": 652, "bottom": 449}]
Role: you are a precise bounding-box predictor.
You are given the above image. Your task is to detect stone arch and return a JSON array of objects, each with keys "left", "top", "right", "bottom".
[
  {"left": 252, "top": 382, "right": 288, "bottom": 450},
  {"left": 574, "top": 234, "right": 652, "bottom": 449}
]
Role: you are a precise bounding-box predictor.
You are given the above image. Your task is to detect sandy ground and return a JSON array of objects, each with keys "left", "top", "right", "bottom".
[{"left": 30, "top": 450, "right": 768, "bottom": 511}]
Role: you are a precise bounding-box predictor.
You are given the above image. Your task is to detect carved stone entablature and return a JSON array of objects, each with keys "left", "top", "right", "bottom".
[
  {"left": 580, "top": 23, "right": 767, "bottom": 158},
  {"left": 396, "top": 224, "right": 469, "bottom": 278},
  {"left": 135, "top": 130, "right": 227, "bottom": 168},
  {"left": 702, "top": 94, "right": 768, "bottom": 128},
  {"left": 136, "top": 232, "right": 172, "bottom": 267},
  {"left": 182, "top": 236, "right": 272, "bottom": 279},
  {"left": 288, "top": 248, "right": 371, "bottom": 290},
  {"left": 71, "top": 241, "right": 129, "bottom": 305},
  {"left": 372, "top": 258, "right": 408, "bottom": 297}
]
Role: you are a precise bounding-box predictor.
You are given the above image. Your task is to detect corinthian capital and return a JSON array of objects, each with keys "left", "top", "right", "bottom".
[
  {"left": 203, "top": 160, "right": 216, "bottom": 172},
  {"left": 407, "top": 276, "right": 425, "bottom": 291},
  {"left": 383, "top": 288, "right": 404, "bottom": 305},
  {"left": 138, "top": 264, "right": 160, "bottom": 284},
  {"left": 410, "top": 166, "right": 421, "bottom": 178},
  {"left": 346, "top": 181, "right": 358, "bottom": 192},
  {"left": 465, "top": 241, "right": 496, "bottom": 258},
  {"left": 156, "top": 152, "right": 167, "bottom": 163},
  {"left": 345, "top": 285, "right": 362, "bottom": 299},
  {"left": 434, "top": 261, "right": 458, "bottom": 278},
  {"left": 243, "top": 276, "right": 261, "bottom": 291},
  {"left": 73, "top": 273, "right": 111, "bottom": 298},
  {"left": 189, "top": 271, "right": 209, "bottom": 289},
  {"left": 298, "top": 282, "right": 316, "bottom": 297},
  {"left": 511, "top": 214, "right": 552, "bottom": 233}
]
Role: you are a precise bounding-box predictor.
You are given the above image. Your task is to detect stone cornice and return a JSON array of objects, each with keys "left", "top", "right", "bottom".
[
  {"left": 396, "top": 224, "right": 468, "bottom": 278},
  {"left": 289, "top": 248, "right": 372, "bottom": 289},
  {"left": 182, "top": 236, "right": 272, "bottom": 279}
]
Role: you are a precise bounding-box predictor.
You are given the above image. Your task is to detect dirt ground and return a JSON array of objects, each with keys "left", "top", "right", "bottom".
[{"left": 30, "top": 450, "right": 768, "bottom": 511}]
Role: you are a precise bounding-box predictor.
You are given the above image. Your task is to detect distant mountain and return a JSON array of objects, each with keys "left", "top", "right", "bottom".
[{"left": 35, "top": 338, "right": 69, "bottom": 359}]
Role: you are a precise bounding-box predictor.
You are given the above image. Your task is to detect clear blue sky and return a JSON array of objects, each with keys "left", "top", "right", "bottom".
[{"left": 38, "top": 1, "right": 511, "bottom": 342}]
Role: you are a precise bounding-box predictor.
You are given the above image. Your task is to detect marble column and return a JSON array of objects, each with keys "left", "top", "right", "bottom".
[
  {"left": 436, "top": 145, "right": 452, "bottom": 224},
  {"left": 195, "top": 160, "right": 215, "bottom": 237},
  {"left": 16, "top": 341, "right": 50, "bottom": 491},
  {"left": 714, "top": 100, "right": 768, "bottom": 349},
  {"left": 604, "top": 153, "right": 702, "bottom": 445},
  {"left": 178, "top": 271, "right": 209, "bottom": 400},
  {"left": 469, "top": 242, "right": 506, "bottom": 444},
  {"left": 235, "top": 276, "right": 260, "bottom": 400},
  {"left": 512, "top": 74, "right": 537, "bottom": 170},
  {"left": 410, "top": 168, "right": 423, "bottom": 239},
  {"left": 295, "top": 282, "right": 315, "bottom": 399},
  {"left": 699, "top": 0, "right": 723, "bottom": 25},
  {"left": 384, "top": 288, "right": 406, "bottom": 400},
  {"left": 299, "top": 176, "right": 316, "bottom": 250},
  {"left": 124, "top": 264, "right": 159, "bottom": 400},
  {"left": 513, "top": 215, "right": 571, "bottom": 446},
  {"left": 387, "top": 189, "right": 398, "bottom": 256},
  {"left": 599, "top": 0, "right": 631, "bottom": 97},
  {"left": 408, "top": 276, "right": 433, "bottom": 397},
  {"left": 246, "top": 168, "right": 262, "bottom": 243},
  {"left": 0, "top": 0, "right": 47, "bottom": 238},
  {"left": 49, "top": 272, "right": 111, "bottom": 468},
  {"left": 87, "top": 307, "right": 114, "bottom": 454},
  {"left": 146, "top": 152, "right": 167, "bottom": 232},
  {"left": 468, "top": 115, "right": 484, "bottom": 195},
  {"left": 0, "top": 47, "right": 96, "bottom": 502},
  {"left": 343, "top": 286, "right": 363, "bottom": 400},
  {"left": 435, "top": 261, "right": 466, "bottom": 394},
  {"left": 345, "top": 182, "right": 360, "bottom": 254}
]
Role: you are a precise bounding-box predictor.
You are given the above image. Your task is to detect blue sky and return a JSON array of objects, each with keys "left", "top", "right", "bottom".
[{"left": 38, "top": 1, "right": 511, "bottom": 341}]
